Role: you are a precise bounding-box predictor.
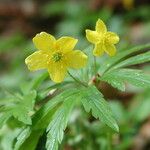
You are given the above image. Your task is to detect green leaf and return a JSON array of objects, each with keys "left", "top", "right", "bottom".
[
  {"left": 14, "top": 88, "right": 79, "bottom": 150},
  {"left": 0, "top": 127, "right": 20, "bottom": 150},
  {"left": 101, "top": 69, "right": 150, "bottom": 90},
  {"left": 100, "top": 77, "right": 125, "bottom": 91},
  {"left": 0, "top": 91, "right": 36, "bottom": 127},
  {"left": 80, "top": 86, "right": 119, "bottom": 132},
  {"left": 46, "top": 96, "right": 76, "bottom": 150},
  {"left": 112, "top": 51, "right": 150, "bottom": 69},
  {"left": 32, "top": 88, "right": 79, "bottom": 130},
  {"left": 100, "top": 43, "right": 150, "bottom": 74},
  {"left": 15, "top": 128, "right": 43, "bottom": 150},
  {"left": 0, "top": 113, "right": 11, "bottom": 128},
  {"left": 14, "top": 127, "right": 31, "bottom": 150},
  {"left": 38, "top": 81, "right": 74, "bottom": 100}
]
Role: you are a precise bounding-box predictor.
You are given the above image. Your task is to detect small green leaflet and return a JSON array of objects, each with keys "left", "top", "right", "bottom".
[
  {"left": 15, "top": 128, "right": 43, "bottom": 150},
  {"left": 46, "top": 98, "right": 76, "bottom": 150},
  {"left": 14, "top": 127, "right": 31, "bottom": 150},
  {"left": 101, "top": 69, "right": 150, "bottom": 91},
  {"left": 112, "top": 50, "right": 150, "bottom": 69},
  {"left": 80, "top": 86, "right": 119, "bottom": 132},
  {"left": 100, "top": 43, "right": 150, "bottom": 74},
  {"left": 0, "top": 90, "right": 36, "bottom": 128},
  {"left": 100, "top": 77, "right": 125, "bottom": 91}
]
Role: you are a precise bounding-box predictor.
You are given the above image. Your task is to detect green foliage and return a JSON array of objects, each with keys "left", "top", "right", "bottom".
[
  {"left": 11, "top": 85, "right": 118, "bottom": 150},
  {"left": 0, "top": 91, "right": 36, "bottom": 127},
  {"left": 112, "top": 50, "right": 150, "bottom": 69},
  {"left": 13, "top": 88, "right": 79, "bottom": 150},
  {"left": 14, "top": 127, "right": 31, "bottom": 150},
  {"left": 100, "top": 43, "right": 150, "bottom": 74},
  {"left": 80, "top": 86, "right": 119, "bottom": 132},
  {"left": 32, "top": 88, "right": 79, "bottom": 130},
  {"left": 101, "top": 69, "right": 150, "bottom": 91},
  {"left": 109, "top": 101, "right": 127, "bottom": 123},
  {"left": 1, "top": 1, "right": 150, "bottom": 148},
  {"left": 15, "top": 129, "right": 43, "bottom": 150},
  {"left": 20, "top": 72, "right": 49, "bottom": 95},
  {"left": 1, "top": 43, "right": 150, "bottom": 150},
  {"left": 46, "top": 99, "right": 75, "bottom": 150}
]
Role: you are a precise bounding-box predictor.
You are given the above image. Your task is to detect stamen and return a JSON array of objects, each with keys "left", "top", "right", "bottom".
[{"left": 52, "top": 52, "right": 62, "bottom": 62}]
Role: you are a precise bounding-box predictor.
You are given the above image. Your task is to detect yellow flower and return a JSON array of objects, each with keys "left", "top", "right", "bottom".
[
  {"left": 86, "top": 19, "right": 119, "bottom": 57},
  {"left": 25, "top": 32, "right": 88, "bottom": 83}
]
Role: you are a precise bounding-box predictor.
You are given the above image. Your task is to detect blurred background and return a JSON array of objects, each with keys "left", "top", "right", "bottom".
[{"left": 0, "top": 0, "right": 150, "bottom": 150}]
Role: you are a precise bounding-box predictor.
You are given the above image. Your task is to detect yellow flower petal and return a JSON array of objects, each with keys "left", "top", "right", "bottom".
[
  {"left": 48, "top": 62, "right": 67, "bottom": 83},
  {"left": 105, "top": 44, "right": 117, "bottom": 56},
  {"left": 66, "top": 50, "right": 88, "bottom": 69},
  {"left": 96, "top": 19, "right": 107, "bottom": 33},
  {"left": 56, "top": 37, "right": 78, "bottom": 53},
  {"left": 33, "top": 32, "right": 56, "bottom": 51},
  {"left": 25, "top": 51, "right": 49, "bottom": 71},
  {"left": 93, "top": 43, "right": 105, "bottom": 56},
  {"left": 105, "top": 32, "right": 119, "bottom": 44},
  {"left": 86, "top": 30, "right": 100, "bottom": 44}
]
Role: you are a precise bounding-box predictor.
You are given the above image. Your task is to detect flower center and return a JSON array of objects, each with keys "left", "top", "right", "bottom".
[{"left": 52, "top": 52, "right": 62, "bottom": 62}]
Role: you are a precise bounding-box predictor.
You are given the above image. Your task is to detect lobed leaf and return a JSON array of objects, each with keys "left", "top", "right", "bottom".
[
  {"left": 101, "top": 69, "right": 150, "bottom": 90},
  {"left": 100, "top": 43, "right": 150, "bottom": 74},
  {"left": 14, "top": 127, "right": 31, "bottom": 150},
  {"left": 0, "top": 91, "right": 36, "bottom": 128},
  {"left": 112, "top": 50, "right": 150, "bottom": 69},
  {"left": 80, "top": 86, "right": 119, "bottom": 132},
  {"left": 46, "top": 96, "right": 76, "bottom": 150},
  {"left": 32, "top": 88, "right": 79, "bottom": 130},
  {"left": 14, "top": 88, "right": 79, "bottom": 150}
]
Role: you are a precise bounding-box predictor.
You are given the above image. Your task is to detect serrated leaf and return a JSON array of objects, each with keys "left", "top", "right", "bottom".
[
  {"left": 46, "top": 97, "right": 76, "bottom": 150},
  {"left": 100, "top": 77, "right": 125, "bottom": 91},
  {"left": 14, "top": 127, "right": 31, "bottom": 150},
  {"left": 80, "top": 86, "right": 119, "bottom": 132},
  {"left": 32, "top": 88, "right": 79, "bottom": 130},
  {"left": 101, "top": 69, "right": 150, "bottom": 89},
  {"left": 38, "top": 81, "right": 74, "bottom": 100},
  {"left": 0, "top": 91, "right": 36, "bottom": 127},
  {"left": 112, "top": 50, "right": 150, "bottom": 69},
  {"left": 14, "top": 88, "right": 79, "bottom": 150},
  {"left": 100, "top": 43, "right": 150, "bottom": 74},
  {"left": 15, "top": 129, "right": 43, "bottom": 150}
]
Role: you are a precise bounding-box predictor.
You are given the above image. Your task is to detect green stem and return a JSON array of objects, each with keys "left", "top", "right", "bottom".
[
  {"left": 94, "top": 56, "right": 97, "bottom": 75},
  {"left": 32, "top": 72, "right": 49, "bottom": 89},
  {"left": 107, "top": 132, "right": 112, "bottom": 150},
  {"left": 68, "top": 71, "right": 88, "bottom": 87}
]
